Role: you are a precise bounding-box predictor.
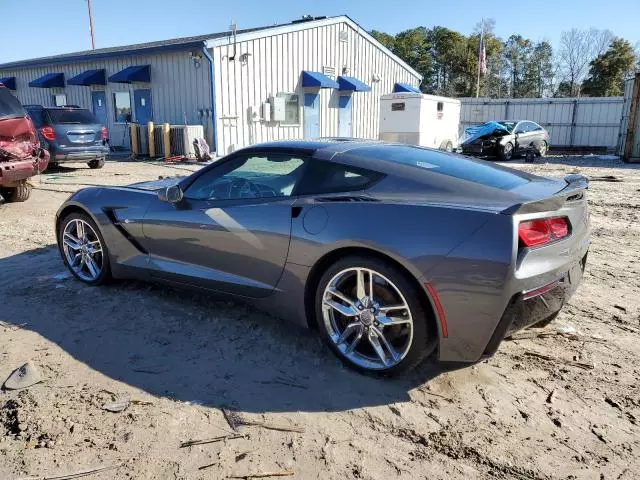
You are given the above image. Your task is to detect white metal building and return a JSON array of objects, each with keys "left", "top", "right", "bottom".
[{"left": 0, "top": 15, "right": 421, "bottom": 155}]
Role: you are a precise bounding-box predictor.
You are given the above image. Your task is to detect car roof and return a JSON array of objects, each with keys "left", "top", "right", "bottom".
[{"left": 241, "top": 139, "right": 384, "bottom": 156}]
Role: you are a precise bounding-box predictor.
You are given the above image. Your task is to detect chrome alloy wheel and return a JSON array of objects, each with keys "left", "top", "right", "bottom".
[
  {"left": 62, "top": 218, "right": 104, "bottom": 281},
  {"left": 322, "top": 268, "right": 414, "bottom": 370}
]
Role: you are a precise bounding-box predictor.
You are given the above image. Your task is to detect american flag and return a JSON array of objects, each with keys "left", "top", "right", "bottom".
[{"left": 479, "top": 34, "right": 487, "bottom": 75}]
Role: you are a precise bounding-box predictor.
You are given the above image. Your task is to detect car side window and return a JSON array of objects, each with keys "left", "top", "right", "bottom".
[
  {"left": 295, "top": 160, "right": 383, "bottom": 195},
  {"left": 515, "top": 123, "right": 527, "bottom": 134},
  {"left": 184, "top": 153, "right": 307, "bottom": 201},
  {"left": 531, "top": 122, "right": 543, "bottom": 131}
]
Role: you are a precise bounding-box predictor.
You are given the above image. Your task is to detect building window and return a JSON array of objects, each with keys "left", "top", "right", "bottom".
[
  {"left": 113, "top": 91, "right": 131, "bottom": 123},
  {"left": 53, "top": 94, "right": 67, "bottom": 106},
  {"left": 277, "top": 93, "right": 300, "bottom": 125}
]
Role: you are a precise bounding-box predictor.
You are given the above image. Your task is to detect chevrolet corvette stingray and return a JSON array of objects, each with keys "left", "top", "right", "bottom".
[{"left": 55, "top": 140, "right": 589, "bottom": 375}]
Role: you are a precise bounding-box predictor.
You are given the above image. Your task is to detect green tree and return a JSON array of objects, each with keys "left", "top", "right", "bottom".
[
  {"left": 392, "top": 27, "right": 433, "bottom": 92},
  {"left": 525, "top": 41, "right": 554, "bottom": 97},
  {"left": 370, "top": 30, "right": 395, "bottom": 51},
  {"left": 582, "top": 39, "right": 637, "bottom": 96},
  {"left": 427, "top": 26, "right": 467, "bottom": 95}
]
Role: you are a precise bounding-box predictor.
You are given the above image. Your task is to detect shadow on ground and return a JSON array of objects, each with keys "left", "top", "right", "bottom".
[{"left": 0, "top": 246, "right": 464, "bottom": 414}]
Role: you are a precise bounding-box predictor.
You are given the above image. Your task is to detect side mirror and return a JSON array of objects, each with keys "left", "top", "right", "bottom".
[{"left": 158, "top": 184, "right": 183, "bottom": 204}]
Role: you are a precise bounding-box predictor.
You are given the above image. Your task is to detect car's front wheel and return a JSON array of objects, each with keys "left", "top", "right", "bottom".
[
  {"left": 315, "top": 256, "right": 435, "bottom": 376},
  {"left": 58, "top": 212, "right": 110, "bottom": 285},
  {"left": 498, "top": 142, "right": 514, "bottom": 161}
]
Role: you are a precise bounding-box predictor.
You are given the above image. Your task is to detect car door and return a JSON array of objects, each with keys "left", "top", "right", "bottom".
[
  {"left": 513, "top": 122, "right": 529, "bottom": 153},
  {"left": 529, "top": 122, "right": 545, "bottom": 150},
  {"left": 141, "top": 151, "right": 308, "bottom": 297}
]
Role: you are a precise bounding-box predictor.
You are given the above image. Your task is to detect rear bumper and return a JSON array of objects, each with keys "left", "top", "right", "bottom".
[
  {"left": 0, "top": 152, "right": 49, "bottom": 186},
  {"left": 483, "top": 252, "right": 588, "bottom": 357},
  {"left": 49, "top": 146, "right": 109, "bottom": 163}
]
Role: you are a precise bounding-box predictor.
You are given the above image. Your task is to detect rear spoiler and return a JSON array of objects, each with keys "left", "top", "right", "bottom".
[{"left": 501, "top": 174, "right": 589, "bottom": 215}]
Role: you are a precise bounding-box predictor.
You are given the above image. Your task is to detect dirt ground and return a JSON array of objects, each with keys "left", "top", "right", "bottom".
[{"left": 0, "top": 155, "right": 638, "bottom": 480}]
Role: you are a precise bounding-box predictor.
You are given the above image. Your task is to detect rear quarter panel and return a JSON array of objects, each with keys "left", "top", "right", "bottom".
[{"left": 286, "top": 201, "right": 514, "bottom": 359}]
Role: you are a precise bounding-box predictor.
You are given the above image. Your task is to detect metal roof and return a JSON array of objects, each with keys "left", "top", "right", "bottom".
[{"left": 0, "top": 23, "right": 292, "bottom": 70}]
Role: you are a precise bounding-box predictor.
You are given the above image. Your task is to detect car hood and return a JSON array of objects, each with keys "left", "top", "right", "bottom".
[
  {"left": 128, "top": 176, "right": 185, "bottom": 191},
  {"left": 461, "top": 121, "right": 512, "bottom": 145}
]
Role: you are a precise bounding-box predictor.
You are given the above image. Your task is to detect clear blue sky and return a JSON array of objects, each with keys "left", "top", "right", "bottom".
[{"left": 1, "top": 0, "right": 638, "bottom": 63}]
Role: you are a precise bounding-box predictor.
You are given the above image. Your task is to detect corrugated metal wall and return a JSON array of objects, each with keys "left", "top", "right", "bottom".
[
  {"left": 211, "top": 21, "right": 420, "bottom": 154},
  {"left": 460, "top": 97, "right": 625, "bottom": 149},
  {"left": 618, "top": 76, "right": 638, "bottom": 158},
  {"left": 0, "top": 50, "right": 212, "bottom": 150}
]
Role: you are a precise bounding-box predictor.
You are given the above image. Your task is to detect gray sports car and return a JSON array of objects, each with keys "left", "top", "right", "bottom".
[{"left": 55, "top": 140, "right": 590, "bottom": 376}]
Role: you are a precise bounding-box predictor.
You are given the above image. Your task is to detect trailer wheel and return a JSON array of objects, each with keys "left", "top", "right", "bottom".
[{"left": 439, "top": 140, "right": 454, "bottom": 152}]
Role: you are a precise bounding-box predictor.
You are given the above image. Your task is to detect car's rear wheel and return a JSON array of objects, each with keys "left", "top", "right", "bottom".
[
  {"left": 88, "top": 158, "right": 105, "bottom": 169},
  {"left": 58, "top": 212, "right": 110, "bottom": 285},
  {"left": 315, "top": 256, "right": 434, "bottom": 376},
  {"left": 536, "top": 141, "right": 548, "bottom": 157},
  {"left": 1, "top": 181, "right": 32, "bottom": 202},
  {"left": 498, "top": 142, "right": 514, "bottom": 161}
]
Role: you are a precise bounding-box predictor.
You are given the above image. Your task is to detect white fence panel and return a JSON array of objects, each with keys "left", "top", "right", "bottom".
[{"left": 460, "top": 97, "right": 624, "bottom": 149}]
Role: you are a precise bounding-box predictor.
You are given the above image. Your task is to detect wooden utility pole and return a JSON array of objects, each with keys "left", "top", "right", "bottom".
[{"left": 87, "top": 0, "right": 96, "bottom": 49}]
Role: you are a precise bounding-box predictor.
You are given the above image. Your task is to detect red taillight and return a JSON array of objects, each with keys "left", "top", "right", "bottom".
[
  {"left": 519, "top": 217, "right": 570, "bottom": 248},
  {"left": 40, "top": 126, "right": 56, "bottom": 141},
  {"left": 100, "top": 126, "right": 108, "bottom": 140}
]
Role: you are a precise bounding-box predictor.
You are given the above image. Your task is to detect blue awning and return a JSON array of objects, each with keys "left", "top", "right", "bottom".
[
  {"left": 301, "top": 71, "right": 339, "bottom": 89},
  {"left": 108, "top": 65, "right": 151, "bottom": 83},
  {"left": 68, "top": 69, "right": 106, "bottom": 86},
  {"left": 337, "top": 76, "right": 371, "bottom": 92},
  {"left": 393, "top": 82, "right": 421, "bottom": 93},
  {"left": 29, "top": 72, "right": 65, "bottom": 88},
  {"left": 0, "top": 76, "right": 16, "bottom": 90}
]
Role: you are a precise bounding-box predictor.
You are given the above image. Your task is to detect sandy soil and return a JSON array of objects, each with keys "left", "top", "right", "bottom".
[{"left": 0, "top": 155, "right": 638, "bottom": 480}]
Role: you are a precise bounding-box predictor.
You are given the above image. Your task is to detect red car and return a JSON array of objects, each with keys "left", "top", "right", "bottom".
[{"left": 0, "top": 84, "right": 49, "bottom": 202}]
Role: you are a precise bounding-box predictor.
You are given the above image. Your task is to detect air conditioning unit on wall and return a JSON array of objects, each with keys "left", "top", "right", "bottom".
[{"left": 170, "top": 125, "right": 204, "bottom": 158}]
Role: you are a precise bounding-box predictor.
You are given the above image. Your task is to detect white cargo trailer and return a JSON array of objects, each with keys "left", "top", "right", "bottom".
[{"left": 379, "top": 93, "right": 461, "bottom": 151}]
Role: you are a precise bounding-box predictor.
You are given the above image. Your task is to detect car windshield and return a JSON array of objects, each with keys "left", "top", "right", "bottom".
[
  {"left": 496, "top": 121, "right": 517, "bottom": 132},
  {"left": 47, "top": 109, "right": 97, "bottom": 124},
  {"left": 0, "top": 87, "right": 26, "bottom": 121},
  {"left": 356, "top": 145, "right": 531, "bottom": 190}
]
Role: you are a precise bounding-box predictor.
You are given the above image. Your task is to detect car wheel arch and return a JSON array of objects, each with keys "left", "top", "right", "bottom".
[
  {"left": 303, "top": 246, "right": 439, "bottom": 345},
  {"left": 55, "top": 204, "right": 99, "bottom": 244}
]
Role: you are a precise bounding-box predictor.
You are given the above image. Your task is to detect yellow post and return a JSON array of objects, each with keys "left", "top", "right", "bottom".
[
  {"left": 148, "top": 121, "right": 155, "bottom": 158},
  {"left": 163, "top": 123, "right": 171, "bottom": 159},
  {"left": 130, "top": 123, "right": 138, "bottom": 156}
]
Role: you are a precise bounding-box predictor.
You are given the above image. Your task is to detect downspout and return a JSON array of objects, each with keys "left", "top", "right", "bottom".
[{"left": 201, "top": 44, "right": 218, "bottom": 153}]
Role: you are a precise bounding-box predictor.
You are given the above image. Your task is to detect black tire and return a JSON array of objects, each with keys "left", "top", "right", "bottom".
[
  {"left": 497, "top": 142, "right": 514, "bottom": 161},
  {"left": 1, "top": 181, "right": 32, "bottom": 202},
  {"left": 314, "top": 255, "right": 436, "bottom": 377},
  {"left": 58, "top": 212, "right": 111, "bottom": 285},
  {"left": 439, "top": 140, "right": 454, "bottom": 152},
  {"left": 46, "top": 162, "right": 59, "bottom": 171},
  {"left": 536, "top": 140, "right": 548, "bottom": 157},
  {"left": 88, "top": 158, "right": 105, "bottom": 169}
]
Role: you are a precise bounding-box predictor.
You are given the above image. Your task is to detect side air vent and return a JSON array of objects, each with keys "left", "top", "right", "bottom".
[{"left": 104, "top": 209, "right": 148, "bottom": 254}]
